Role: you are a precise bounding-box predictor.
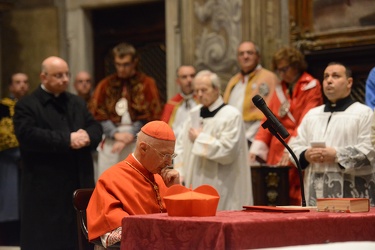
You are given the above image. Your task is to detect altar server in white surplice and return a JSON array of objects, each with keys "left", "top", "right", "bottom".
[
  {"left": 174, "top": 70, "right": 253, "bottom": 210},
  {"left": 289, "top": 62, "right": 375, "bottom": 207}
]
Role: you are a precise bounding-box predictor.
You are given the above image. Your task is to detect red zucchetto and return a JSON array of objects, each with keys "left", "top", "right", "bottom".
[{"left": 141, "top": 120, "right": 176, "bottom": 141}]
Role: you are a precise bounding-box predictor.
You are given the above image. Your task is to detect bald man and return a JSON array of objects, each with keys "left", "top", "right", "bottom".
[
  {"left": 13, "top": 56, "right": 103, "bottom": 250},
  {"left": 74, "top": 71, "right": 93, "bottom": 103},
  {"left": 161, "top": 65, "right": 198, "bottom": 138},
  {"left": 87, "top": 121, "right": 180, "bottom": 248}
]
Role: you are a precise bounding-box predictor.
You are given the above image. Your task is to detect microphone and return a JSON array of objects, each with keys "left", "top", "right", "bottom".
[
  {"left": 252, "top": 94, "right": 306, "bottom": 207},
  {"left": 252, "top": 95, "right": 289, "bottom": 139}
]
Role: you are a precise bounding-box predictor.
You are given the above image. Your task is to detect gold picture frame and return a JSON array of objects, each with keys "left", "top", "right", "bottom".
[{"left": 289, "top": 0, "right": 375, "bottom": 51}]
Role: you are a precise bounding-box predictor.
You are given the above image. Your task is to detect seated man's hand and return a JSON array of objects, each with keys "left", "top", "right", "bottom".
[{"left": 161, "top": 168, "right": 180, "bottom": 187}]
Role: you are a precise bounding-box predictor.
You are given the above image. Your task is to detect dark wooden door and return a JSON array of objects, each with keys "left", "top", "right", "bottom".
[{"left": 91, "top": 1, "right": 166, "bottom": 103}]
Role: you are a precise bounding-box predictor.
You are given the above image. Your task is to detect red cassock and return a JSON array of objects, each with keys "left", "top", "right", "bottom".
[{"left": 87, "top": 154, "right": 168, "bottom": 241}]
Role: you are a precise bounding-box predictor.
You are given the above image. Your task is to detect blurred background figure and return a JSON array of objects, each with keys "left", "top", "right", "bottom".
[
  {"left": 223, "top": 41, "right": 278, "bottom": 147},
  {"left": 249, "top": 47, "right": 323, "bottom": 205},
  {"left": 90, "top": 42, "right": 162, "bottom": 181},
  {"left": 74, "top": 71, "right": 99, "bottom": 187},
  {"left": 365, "top": 67, "right": 375, "bottom": 110},
  {"left": 74, "top": 71, "right": 93, "bottom": 104},
  {"left": 0, "top": 73, "right": 29, "bottom": 246},
  {"left": 161, "top": 65, "right": 197, "bottom": 138}
]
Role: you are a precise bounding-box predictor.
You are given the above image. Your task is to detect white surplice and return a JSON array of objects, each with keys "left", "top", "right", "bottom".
[
  {"left": 174, "top": 97, "right": 253, "bottom": 210},
  {"left": 171, "top": 95, "right": 197, "bottom": 139},
  {"left": 289, "top": 102, "right": 375, "bottom": 206}
]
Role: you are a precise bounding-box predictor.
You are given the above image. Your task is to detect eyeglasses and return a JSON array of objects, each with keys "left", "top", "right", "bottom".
[
  {"left": 45, "top": 72, "right": 71, "bottom": 79},
  {"left": 277, "top": 65, "right": 290, "bottom": 74},
  {"left": 238, "top": 50, "right": 257, "bottom": 57},
  {"left": 145, "top": 142, "right": 177, "bottom": 161}
]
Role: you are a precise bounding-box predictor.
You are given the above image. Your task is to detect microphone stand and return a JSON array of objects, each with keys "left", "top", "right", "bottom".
[{"left": 261, "top": 120, "right": 307, "bottom": 207}]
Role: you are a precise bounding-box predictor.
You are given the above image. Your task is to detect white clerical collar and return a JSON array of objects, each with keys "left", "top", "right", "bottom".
[
  {"left": 41, "top": 84, "right": 60, "bottom": 97},
  {"left": 180, "top": 92, "right": 194, "bottom": 100},
  {"left": 132, "top": 153, "right": 142, "bottom": 165},
  {"left": 207, "top": 96, "right": 224, "bottom": 112}
]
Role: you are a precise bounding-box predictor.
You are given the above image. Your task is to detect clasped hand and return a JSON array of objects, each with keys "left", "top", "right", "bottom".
[
  {"left": 160, "top": 168, "right": 180, "bottom": 187},
  {"left": 188, "top": 127, "right": 202, "bottom": 142},
  {"left": 305, "top": 147, "right": 336, "bottom": 164},
  {"left": 70, "top": 129, "right": 90, "bottom": 149}
]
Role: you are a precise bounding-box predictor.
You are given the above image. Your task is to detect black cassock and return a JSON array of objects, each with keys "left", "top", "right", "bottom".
[{"left": 14, "top": 86, "right": 102, "bottom": 250}]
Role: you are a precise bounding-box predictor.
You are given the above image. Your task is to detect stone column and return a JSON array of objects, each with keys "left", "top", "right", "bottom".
[{"left": 66, "top": 6, "right": 94, "bottom": 93}]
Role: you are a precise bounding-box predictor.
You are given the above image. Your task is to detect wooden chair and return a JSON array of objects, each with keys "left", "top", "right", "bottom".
[
  {"left": 73, "top": 188, "right": 120, "bottom": 250},
  {"left": 73, "top": 188, "right": 98, "bottom": 250}
]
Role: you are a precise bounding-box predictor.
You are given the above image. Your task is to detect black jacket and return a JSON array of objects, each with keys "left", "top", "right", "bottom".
[{"left": 14, "top": 85, "right": 102, "bottom": 250}]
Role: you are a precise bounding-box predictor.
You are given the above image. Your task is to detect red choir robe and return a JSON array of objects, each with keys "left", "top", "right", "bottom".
[
  {"left": 89, "top": 72, "right": 162, "bottom": 123},
  {"left": 87, "top": 154, "right": 168, "bottom": 241},
  {"left": 250, "top": 72, "right": 323, "bottom": 205},
  {"left": 160, "top": 93, "right": 184, "bottom": 125}
]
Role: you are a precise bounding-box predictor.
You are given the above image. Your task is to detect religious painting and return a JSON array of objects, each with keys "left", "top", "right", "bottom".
[
  {"left": 289, "top": 0, "right": 375, "bottom": 51},
  {"left": 313, "top": 0, "right": 375, "bottom": 32}
]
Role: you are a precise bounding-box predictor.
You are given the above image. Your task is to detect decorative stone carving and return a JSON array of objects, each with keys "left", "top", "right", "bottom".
[{"left": 194, "top": 0, "right": 242, "bottom": 73}]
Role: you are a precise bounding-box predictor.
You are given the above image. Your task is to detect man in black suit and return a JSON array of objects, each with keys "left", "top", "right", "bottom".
[{"left": 14, "top": 56, "right": 103, "bottom": 250}]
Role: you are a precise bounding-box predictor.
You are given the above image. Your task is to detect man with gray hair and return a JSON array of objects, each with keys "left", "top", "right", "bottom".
[
  {"left": 223, "top": 41, "right": 278, "bottom": 147},
  {"left": 174, "top": 70, "right": 253, "bottom": 210}
]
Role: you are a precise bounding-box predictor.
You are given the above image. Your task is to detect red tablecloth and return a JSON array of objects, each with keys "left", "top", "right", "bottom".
[{"left": 121, "top": 208, "right": 375, "bottom": 250}]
